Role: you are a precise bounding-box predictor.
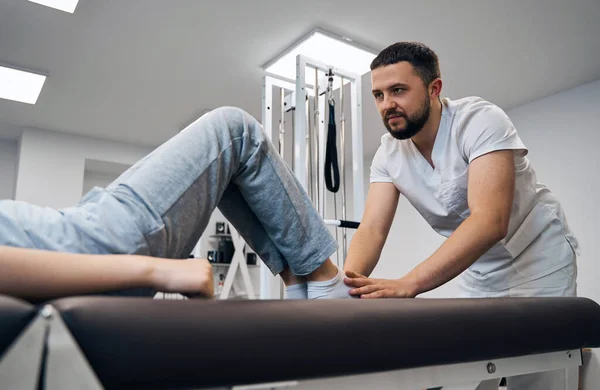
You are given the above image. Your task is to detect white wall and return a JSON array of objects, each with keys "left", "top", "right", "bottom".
[
  {"left": 0, "top": 140, "right": 18, "bottom": 201},
  {"left": 15, "top": 128, "right": 152, "bottom": 208}
]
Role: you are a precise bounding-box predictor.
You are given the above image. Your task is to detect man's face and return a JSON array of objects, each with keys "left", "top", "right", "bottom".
[{"left": 371, "top": 62, "right": 431, "bottom": 140}]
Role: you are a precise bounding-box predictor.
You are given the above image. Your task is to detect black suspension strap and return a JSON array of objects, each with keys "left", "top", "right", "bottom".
[{"left": 324, "top": 74, "right": 340, "bottom": 193}]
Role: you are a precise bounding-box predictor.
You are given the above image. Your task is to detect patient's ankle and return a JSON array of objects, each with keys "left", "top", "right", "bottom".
[
  {"left": 280, "top": 267, "right": 306, "bottom": 286},
  {"left": 306, "top": 258, "right": 338, "bottom": 282}
]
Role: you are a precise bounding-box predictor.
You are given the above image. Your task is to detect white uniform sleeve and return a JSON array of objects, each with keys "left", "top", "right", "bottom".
[
  {"left": 370, "top": 145, "right": 393, "bottom": 183},
  {"left": 457, "top": 100, "right": 528, "bottom": 163}
]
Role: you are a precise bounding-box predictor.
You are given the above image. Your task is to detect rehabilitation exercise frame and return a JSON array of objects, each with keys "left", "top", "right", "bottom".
[{"left": 260, "top": 54, "right": 365, "bottom": 300}]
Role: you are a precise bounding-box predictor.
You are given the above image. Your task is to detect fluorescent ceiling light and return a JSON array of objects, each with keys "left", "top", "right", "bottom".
[
  {"left": 28, "top": 0, "right": 80, "bottom": 13},
  {"left": 0, "top": 65, "right": 47, "bottom": 105},
  {"left": 264, "top": 29, "right": 377, "bottom": 85}
]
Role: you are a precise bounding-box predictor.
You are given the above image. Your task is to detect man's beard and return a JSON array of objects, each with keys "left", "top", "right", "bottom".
[{"left": 383, "top": 96, "right": 431, "bottom": 140}]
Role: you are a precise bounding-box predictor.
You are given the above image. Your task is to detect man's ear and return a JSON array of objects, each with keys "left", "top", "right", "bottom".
[{"left": 430, "top": 78, "right": 443, "bottom": 99}]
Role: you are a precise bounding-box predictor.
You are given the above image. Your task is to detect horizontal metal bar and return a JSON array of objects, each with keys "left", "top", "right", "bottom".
[
  {"left": 299, "top": 54, "right": 360, "bottom": 83},
  {"left": 291, "top": 349, "right": 581, "bottom": 389},
  {"left": 265, "top": 75, "right": 316, "bottom": 96},
  {"left": 264, "top": 75, "right": 296, "bottom": 92}
]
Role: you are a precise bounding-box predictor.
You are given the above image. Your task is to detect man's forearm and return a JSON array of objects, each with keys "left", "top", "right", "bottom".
[
  {"left": 343, "top": 228, "right": 387, "bottom": 276},
  {"left": 0, "top": 245, "right": 156, "bottom": 300},
  {"left": 404, "top": 212, "right": 506, "bottom": 296}
]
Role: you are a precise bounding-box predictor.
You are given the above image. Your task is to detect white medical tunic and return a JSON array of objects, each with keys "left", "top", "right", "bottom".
[{"left": 370, "top": 96, "right": 580, "bottom": 292}]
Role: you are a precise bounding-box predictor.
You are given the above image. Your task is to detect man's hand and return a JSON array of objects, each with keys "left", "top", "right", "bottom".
[{"left": 344, "top": 271, "right": 417, "bottom": 299}]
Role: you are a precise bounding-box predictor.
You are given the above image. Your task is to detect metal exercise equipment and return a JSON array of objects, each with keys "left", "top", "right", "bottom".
[{"left": 261, "top": 54, "right": 365, "bottom": 299}]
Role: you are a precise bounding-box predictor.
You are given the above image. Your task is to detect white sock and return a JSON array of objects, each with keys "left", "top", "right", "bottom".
[
  {"left": 285, "top": 282, "right": 308, "bottom": 299},
  {"left": 307, "top": 268, "right": 354, "bottom": 299}
]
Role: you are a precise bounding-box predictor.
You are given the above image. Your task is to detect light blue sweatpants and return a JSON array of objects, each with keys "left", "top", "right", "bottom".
[{"left": 0, "top": 107, "right": 338, "bottom": 295}]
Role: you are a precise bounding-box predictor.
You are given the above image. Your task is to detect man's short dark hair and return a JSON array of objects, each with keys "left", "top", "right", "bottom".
[{"left": 370, "top": 42, "right": 441, "bottom": 86}]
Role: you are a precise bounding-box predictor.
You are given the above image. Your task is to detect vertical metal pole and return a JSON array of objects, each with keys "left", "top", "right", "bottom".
[
  {"left": 261, "top": 77, "right": 281, "bottom": 299},
  {"left": 340, "top": 77, "right": 348, "bottom": 261},
  {"left": 261, "top": 77, "right": 273, "bottom": 141},
  {"left": 279, "top": 87, "right": 286, "bottom": 300},
  {"left": 318, "top": 80, "right": 326, "bottom": 219},
  {"left": 350, "top": 77, "right": 365, "bottom": 222},
  {"left": 306, "top": 98, "right": 312, "bottom": 200},
  {"left": 331, "top": 90, "right": 339, "bottom": 267},
  {"left": 291, "top": 107, "right": 295, "bottom": 171},
  {"left": 313, "top": 68, "right": 320, "bottom": 212},
  {"left": 294, "top": 56, "right": 308, "bottom": 190},
  {"left": 279, "top": 88, "right": 285, "bottom": 158}
]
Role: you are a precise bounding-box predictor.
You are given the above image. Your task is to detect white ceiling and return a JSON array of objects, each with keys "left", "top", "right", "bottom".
[{"left": 0, "top": 0, "right": 599, "bottom": 158}]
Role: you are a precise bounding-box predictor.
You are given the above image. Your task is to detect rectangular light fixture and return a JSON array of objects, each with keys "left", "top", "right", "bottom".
[
  {"left": 28, "top": 0, "right": 80, "bottom": 13},
  {"left": 263, "top": 29, "right": 378, "bottom": 83},
  {"left": 0, "top": 65, "right": 47, "bottom": 105}
]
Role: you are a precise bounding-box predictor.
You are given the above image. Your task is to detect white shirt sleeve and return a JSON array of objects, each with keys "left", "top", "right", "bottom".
[
  {"left": 370, "top": 145, "right": 393, "bottom": 183},
  {"left": 457, "top": 100, "right": 528, "bottom": 163}
]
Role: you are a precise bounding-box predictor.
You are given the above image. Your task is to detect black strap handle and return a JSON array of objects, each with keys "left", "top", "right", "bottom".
[{"left": 324, "top": 102, "right": 340, "bottom": 193}]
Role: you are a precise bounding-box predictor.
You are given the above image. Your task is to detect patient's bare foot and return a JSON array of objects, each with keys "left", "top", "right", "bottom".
[{"left": 151, "top": 257, "right": 214, "bottom": 298}]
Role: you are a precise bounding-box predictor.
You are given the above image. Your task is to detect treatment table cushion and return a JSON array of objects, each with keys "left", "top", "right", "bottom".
[{"left": 48, "top": 296, "right": 600, "bottom": 389}]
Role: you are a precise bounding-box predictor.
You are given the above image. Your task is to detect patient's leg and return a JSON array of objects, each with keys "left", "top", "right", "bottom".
[
  {"left": 100, "top": 107, "right": 348, "bottom": 298},
  {"left": 0, "top": 107, "right": 351, "bottom": 299}
]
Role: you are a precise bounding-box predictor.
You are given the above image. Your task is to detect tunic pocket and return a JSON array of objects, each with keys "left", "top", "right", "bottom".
[
  {"left": 505, "top": 202, "right": 574, "bottom": 280},
  {"left": 438, "top": 169, "right": 470, "bottom": 219},
  {"left": 504, "top": 202, "right": 555, "bottom": 259}
]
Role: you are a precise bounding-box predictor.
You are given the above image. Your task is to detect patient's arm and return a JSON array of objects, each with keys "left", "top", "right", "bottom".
[{"left": 0, "top": 245, "right": 214, "bottom": 300}]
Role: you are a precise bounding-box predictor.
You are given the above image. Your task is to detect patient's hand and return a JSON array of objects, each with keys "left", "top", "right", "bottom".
[{"left": 151, "top": 258, "right": 214, "bottom": 298}]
